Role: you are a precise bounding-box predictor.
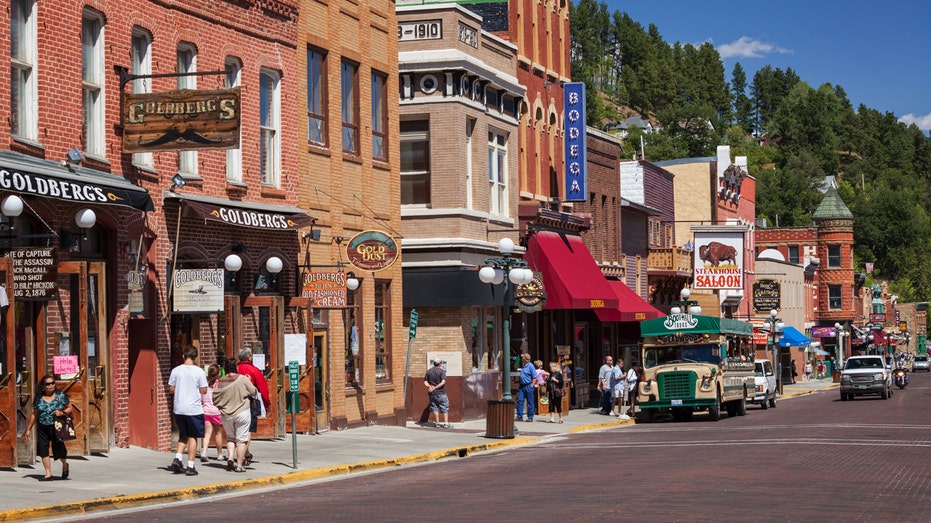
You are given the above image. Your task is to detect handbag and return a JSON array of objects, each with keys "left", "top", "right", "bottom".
[
  {"left": 54, "top": 415, "right": 76, "bottom": 441},
  {"left": 251, "top": 392, "right": 267, "bottom": 419}
]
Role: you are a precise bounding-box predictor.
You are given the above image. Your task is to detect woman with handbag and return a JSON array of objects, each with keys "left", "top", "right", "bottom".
[
  {"left": 23, "top": 374, "right": 72, "bottom": 481},
  {"left": 546, "top": 362, "right": 565, "bottom": 424},
  {"left": 212, "top": 360, "right": 256, "bottom": 472}
]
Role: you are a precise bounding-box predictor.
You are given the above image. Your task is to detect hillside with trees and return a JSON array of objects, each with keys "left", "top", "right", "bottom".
[{"left": 569, "top": 0, "right": 931, "bottom": 301}]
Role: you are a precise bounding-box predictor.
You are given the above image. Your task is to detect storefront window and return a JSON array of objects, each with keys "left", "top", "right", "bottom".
[
  {"left": 374, "top": 280, "right": 390, "bottom": 382},
  {"left": 344, "top": 291, "right": 359, "bottom": 386}
]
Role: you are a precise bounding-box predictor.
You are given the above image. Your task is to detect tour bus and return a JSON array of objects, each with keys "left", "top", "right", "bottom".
[{"left": 637, "top": 314, "right": 755, "bottom": 422}]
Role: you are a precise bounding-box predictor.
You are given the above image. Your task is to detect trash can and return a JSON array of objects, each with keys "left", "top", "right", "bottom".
[{"left": 485, "top": 400, "right": 515, "bottom": 439}]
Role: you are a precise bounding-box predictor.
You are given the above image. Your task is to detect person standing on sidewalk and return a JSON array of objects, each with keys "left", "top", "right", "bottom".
[
  {"left": 424, "top": 360, "right": 450, "bottom": 428},
  {"left": 515, "top": 353, "right": 536, "bottom": 422},
  {"left": 611, "top": 358, "right": 626, "bottom": 416},
  {"left": 23, "top": 374, "right": 72, "bottom": 481},
  {"left": 624, "top": 362, "right": 641, "bottom": 418},
  {"left": 199, "top": 364, "right": 225, "bottom": 462},
  {"left": 168, "top": 346, "right": 208, "bottom": 476},
  {"left": 546, "top": 362, "right": 565, "bottom": 423},
  {"left": 597, "top": 355, "right": 614, "bottom": 415},
  {"left": 237, "top": 347, "right": 270, "bottom": 465}
]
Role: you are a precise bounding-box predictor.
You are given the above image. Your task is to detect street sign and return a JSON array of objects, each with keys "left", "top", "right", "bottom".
[
  {"left": 288, "top": 360, "right": 300, "bottom": 392},
  {"left": 409, "top": 309, "right": 419, "bottom": 339}
]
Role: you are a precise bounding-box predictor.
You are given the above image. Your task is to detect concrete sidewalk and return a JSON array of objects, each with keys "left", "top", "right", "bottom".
[{"left": 0, "top": 379, "right": 837, "bottom": 521}]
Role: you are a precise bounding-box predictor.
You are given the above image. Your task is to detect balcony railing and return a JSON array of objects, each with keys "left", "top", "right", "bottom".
[{"left": 647, "top": 247, "right": 693, "bottom": 274}]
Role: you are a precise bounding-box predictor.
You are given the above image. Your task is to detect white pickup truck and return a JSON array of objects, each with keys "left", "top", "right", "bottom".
[{"left": 749, "top": 359, "right": 777, "bottom": 409}]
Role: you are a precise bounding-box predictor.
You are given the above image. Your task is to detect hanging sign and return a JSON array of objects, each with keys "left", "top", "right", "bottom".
[
  {"left": 181, "top": 199, "right": 315, "bottom": 231},
  {"left": 301, "top": 271, "right": 348, "bottom": 308},
  {"left": 8, "top": 247, "right": 58, "bottom": 301},
  {"left": 346, "top": 230, "right": 400, "bottom": 272},
  {"left": 516, "top": 272, "right": 547, "bottom": 313},
  {"left": 171, "top": 268, "right": 224, "bottom": 313},
  {"left": 122, "top": 87, "right": 241, "bottom": 153},
  {"left": 752, "top": 278, "right": 781, "bottom": 313},
  {"left": 563, "top": 82, "right": 587, "bottom": 202}
]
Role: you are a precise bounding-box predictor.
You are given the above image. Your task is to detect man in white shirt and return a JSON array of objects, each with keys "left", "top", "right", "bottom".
[
  {"left": 168, "top": 345, "right": 208, "bottom": 476},
  {"left": 597, "top": 355, "right": 615, "bottom": 415}
]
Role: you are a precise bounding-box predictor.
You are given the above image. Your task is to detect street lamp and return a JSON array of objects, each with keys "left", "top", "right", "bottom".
[
  {"left": 834, "top": 322, "right": 847, "bottom": 371},
  {"left": 670, "top": 287, "right": 701, "bottom": 315},
  {"left": 478, "top": 237, "right": 533, "bottom": 402},
  {"left": 767, "top": 309, "right": 784, "bottom": 393}
]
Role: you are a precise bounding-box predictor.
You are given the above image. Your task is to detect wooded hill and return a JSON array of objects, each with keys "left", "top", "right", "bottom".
[{"left": 569, "top": 0, "right": 931, "bottom": 302}]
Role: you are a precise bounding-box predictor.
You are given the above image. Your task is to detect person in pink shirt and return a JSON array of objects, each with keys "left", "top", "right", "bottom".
[{"left": 199, "top": 364, "right": 225, "bottom": 462}]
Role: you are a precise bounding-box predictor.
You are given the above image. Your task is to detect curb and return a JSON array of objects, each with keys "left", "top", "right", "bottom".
[{"left": 0, "top": 436, "right": 538, "bottom": 522}]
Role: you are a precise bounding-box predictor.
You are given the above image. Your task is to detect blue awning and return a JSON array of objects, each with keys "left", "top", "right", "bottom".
[{"left": 779, "top": 326, "right": 811, "bottom": 347}]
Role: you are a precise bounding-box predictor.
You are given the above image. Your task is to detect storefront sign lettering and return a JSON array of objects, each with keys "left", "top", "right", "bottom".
[
  {"left": 752, "top": 278, "right": 781, "bottom": 313},
  {"left": 8, "top": 247, "right": 58, "bottom": 300},
  {"left": 0, "top": 168, "right": 153, "bottom": 211},
  {"left": 180, "top": 199, "right": 315, "bottom": 231},
  {"left": 346, "top": 231, "right": 399, "bottom": 272},
  {"left": 516, "top": 272, "right": 546, "bottom": 313},
  {"left": 301, "top": 271, "right": 348, "bottom": 308},
  {"left": 122, "top": 87, "right": 241, "bottom": 153},
  {"left": 563, "top": 83, "right": 588, "bottom": 202},
  {"left": 171, "top": 268, "right": 224, "bottom": 313}
]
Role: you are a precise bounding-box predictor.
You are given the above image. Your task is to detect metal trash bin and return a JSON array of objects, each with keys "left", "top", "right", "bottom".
[{"left": 485, "top": 400, "right": 515, "bottom": 439}]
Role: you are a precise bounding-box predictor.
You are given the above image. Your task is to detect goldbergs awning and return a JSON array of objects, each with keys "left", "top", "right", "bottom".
[
  {"left": 0, "top": 151, "right": 153, "bottom": 212},
  {"left": 641, "top": 314, "right": 754, "bottom": 338},
  {"left": 167, "top": 192, "right": 314, "bottom": 231}
]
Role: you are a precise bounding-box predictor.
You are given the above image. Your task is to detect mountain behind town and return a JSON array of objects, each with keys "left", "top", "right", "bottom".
[{"left": 569, "top": 0, "right": 931, "bottom": 302}]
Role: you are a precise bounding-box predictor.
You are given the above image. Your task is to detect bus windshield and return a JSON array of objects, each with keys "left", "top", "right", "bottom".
[{"left": 643, "top": 344, "right": 721, "bottom": 369}]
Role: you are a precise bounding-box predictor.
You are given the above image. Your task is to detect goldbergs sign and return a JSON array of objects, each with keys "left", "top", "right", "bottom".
[{"left": 122, "top": 87, "right": 241, "bottom": 153}]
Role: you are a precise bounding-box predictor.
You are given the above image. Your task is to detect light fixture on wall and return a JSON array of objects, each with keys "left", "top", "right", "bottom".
[
  {"left": 75, "top": 208, "right": 96, "bottom": 240},
  {"left": 346, "top": 271, "right": 360, "bottom": 291},
  {"left": 1, "top": 194, "right": 24, "bottom": 231},
  {"left": 224, "top": 253, "right": 243, "bottom": 285},
  {"left": 61, "top": 147, "right": 84, "bottom": 169},
  {"left": 169, "top": 173, "right": 187, "bottom": 192},
  {"left": 260, "top": 256, "right": 284, "bottom": 289}
]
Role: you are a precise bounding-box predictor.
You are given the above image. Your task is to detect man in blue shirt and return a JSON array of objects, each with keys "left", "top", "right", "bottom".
[{"left": 515, "top": 353, "right": 536, "bottom": 422}]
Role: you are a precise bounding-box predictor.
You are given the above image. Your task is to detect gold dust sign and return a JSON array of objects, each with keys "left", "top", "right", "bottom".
[{"left": 346, "top": 231, "right": 399, "bottom": 272}]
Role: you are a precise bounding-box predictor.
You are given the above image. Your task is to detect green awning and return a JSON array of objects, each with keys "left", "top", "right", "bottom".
[{"left": 640, "top": 314, "right": 753, "bottom": 338}]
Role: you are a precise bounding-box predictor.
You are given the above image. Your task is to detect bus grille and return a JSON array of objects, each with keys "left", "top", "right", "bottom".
[{"left": 659, "top": 371, "right": 696, "bottom": 399}]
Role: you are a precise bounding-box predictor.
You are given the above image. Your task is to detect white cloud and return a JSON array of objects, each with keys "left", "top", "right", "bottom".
[
  {"left": 717, "top": 36, "right": 792, "bottom": 59},
  {"left": 899, "top": 113, "right": 931, "bottom": 132}
]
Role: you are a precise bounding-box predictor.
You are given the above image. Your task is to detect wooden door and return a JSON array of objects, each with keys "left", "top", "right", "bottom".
[
  {"left": 312, "top": 332, "right": 328, "bottom": 433},
  {"left": 241, "top": 296, "right": 284, "bottom": 439},
  {"left": 53, "top": 262, "right": 90, "bottom": 457},
  {"left": 0, "top": 259, "right": 16, "bottom": 467},
  {"left": 85, "top": 262, "right": 110, "bottom": 453},
  {"left": 14, "top": 300, "right": 39, "bottom": 466}
]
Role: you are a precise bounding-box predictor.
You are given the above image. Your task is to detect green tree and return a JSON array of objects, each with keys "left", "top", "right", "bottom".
[{"left": 730, "top": 63, "right": 754, "bottom": 133}]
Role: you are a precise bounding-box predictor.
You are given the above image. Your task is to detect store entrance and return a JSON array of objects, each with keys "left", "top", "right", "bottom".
[
  {"left": 0, "top": 259, "right": 15, "bottom": 468},
  {"left": 239, "top": 296, "right": 285, "bottom": 439}
]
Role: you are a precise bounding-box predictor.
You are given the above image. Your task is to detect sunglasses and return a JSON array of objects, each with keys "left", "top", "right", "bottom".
[{"left": 43, "top": 382, "right": 55, "bottom": 386}]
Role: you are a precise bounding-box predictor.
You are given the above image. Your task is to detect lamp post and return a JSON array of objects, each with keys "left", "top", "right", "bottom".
[
  {"left": 670, "top": 287, "right": 701, "bottom": 316},
  {"left": 478, "top": 237, "right": 533, "bottom": 402},
  {"left": 834, "top": 322, "right": 847, "bottom": 372},
  {"left": 767, "top": 309, "right": 784, "bottom": 393}
]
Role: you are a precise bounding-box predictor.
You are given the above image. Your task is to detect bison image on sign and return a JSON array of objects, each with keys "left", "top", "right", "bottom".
[{"left": 699, "top": 241, "right": 738, "bottom": 266}]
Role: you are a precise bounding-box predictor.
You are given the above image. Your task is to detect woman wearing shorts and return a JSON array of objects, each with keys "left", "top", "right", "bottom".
[
  {"left": 212, "top": 359, "right": 256, "bottom": 472},
  {"left": 200, "top": 364, "right": 226, "bottom": 462}
]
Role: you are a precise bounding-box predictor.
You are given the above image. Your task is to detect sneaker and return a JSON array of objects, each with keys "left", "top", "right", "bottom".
[
  {"left": 226, "top": 459, "right": 235, "bottom": 472},
  {"left": 619, "top": 414, "right": 631, "bottom": 420},
  {"left": 185, "top": 467, "right": 199, "bottom": 476},
  {"left": 199, "top": 454, "right": 209, "bottom": 464},
  {"left": 441, "top": 423, "right": 451, "bottom": 429},
  {"left": 170, "top": 458, "right": 184, "bottom": 474}
]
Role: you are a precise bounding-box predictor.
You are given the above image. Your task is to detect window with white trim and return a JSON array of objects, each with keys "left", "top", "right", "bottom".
[
  {"left": 11, "top": 0, "right": 37, "bottom": 142},
  {"left": 81, "top": 9, "right": 105, "bottom": 158},
  {"left": 225, "top": 57, "right": 242, "bottom": 182},
  {"left": 259, "top": 68, "right": 281, "bottom": 187},
  {"left": 488, "top": 129, "right": 508, "bottom": 216},
  {"left": 176, "top": 43, "right": 198, "bottom": 176},
  {"left": 131, "top": 28, "right": 152, "bottom": 168},
  {"left": 341, "top": 60, "right": 359, "bottom": 155}
]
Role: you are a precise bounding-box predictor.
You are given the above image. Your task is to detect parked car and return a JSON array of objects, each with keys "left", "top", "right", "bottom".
[
  {"left": 840, "top": 355, "right": 892, "bottom": 401},
  {"left": 749, "top": 359, "right": 777, "bottom": 409},
  {"left": 913, "top": 355, "right": 930, "bottom": 372}
]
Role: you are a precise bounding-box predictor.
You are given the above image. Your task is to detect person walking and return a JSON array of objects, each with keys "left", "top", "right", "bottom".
[
  {"left": 199, "top": 364, "right": 225, "bottom": 462},
  {"left": 168, "top": 345, "right": 208, "bottom": 476},
  {"left": 237, "top": 347, "right": 270, "bottom": 465},
  {"left": 611, "top": 358, "right": 626, "bottom": 416},
  {"left": 423, "top": 360, "right": 450, "bottom": 428},
  {"left": 515, "top": 354, "right": 536, "bottom": 422},
  {"left": 804, "top": 361, "right": 813, "bottom": 382},
  {"left": 212, "top": 359, "right": 256, "bottom": 472},
  {"left": 597, "top": 355, "right": 614, "bottom": 415},
  {"left": 23, "top": 374, "right": 72, "bottom": 481},
  {"left": 546, "top": 362, "right": 565, "bottom": 423},
  {"left": 625, "top": 362, "right": 641, "bottom": 418}
]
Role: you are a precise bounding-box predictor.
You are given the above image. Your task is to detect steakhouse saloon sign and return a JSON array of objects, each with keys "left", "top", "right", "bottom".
[{"left": 122, "top": 88, "right": 241, "bottom": 153}]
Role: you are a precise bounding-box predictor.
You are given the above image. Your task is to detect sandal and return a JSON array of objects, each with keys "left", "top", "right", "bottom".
[
  {"left": 39, "top": 476, "right": 54, "bottom": 482},
  {"left": 233, "top": 465, "right": 245, "bottom": 473},
  {"left": 61, "top": 464, "right": 69, "bottom": 480}
]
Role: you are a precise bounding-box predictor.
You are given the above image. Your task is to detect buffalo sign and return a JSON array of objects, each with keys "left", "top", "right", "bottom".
[{"left": 693, "top": 231, "right": 744, "bottom": 290}]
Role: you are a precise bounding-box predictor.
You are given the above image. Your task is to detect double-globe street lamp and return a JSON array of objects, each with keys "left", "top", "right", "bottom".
[
  {"left": 478, "top": 237, "right": 534, "bottom": 402},
  {"left": 670, "top": 287, "right": 701, "bottom": 316},
  {"left": 766, "top": 309, "right": 784, "bottom": 393},
  {"left": 834, "top": 322, "right": 847, "bottom": 371}
]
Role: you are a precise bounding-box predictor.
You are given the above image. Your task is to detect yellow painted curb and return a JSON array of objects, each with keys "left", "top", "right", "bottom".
[
  {"left": 567, "top": 418, "right": 635, "bottom": 433},
  {"left": 0, "top": 437, "right": 538, "bottom": 522}
]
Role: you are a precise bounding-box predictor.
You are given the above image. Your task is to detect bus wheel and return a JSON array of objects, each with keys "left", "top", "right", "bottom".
[
  {"left": 708, "top": 393, "right": 722, "bottom": 421},
  {"left": 737, "top": 397, "right": 747, "bottom": 416}
]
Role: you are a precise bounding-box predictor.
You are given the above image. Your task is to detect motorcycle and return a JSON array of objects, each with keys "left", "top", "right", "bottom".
[{"left": 893, "top": 365, "right": 909, "bottom": 389}]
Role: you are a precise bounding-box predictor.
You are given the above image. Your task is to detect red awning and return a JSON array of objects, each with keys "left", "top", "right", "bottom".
[
  {"left": 595, "top": 280, "right": 664, "bottom": 322},
  {"left": 525, "top": 231, "right": 618, "bottom": 310}
]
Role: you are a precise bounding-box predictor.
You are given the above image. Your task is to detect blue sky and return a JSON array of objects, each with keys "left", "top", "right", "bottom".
[{"left": 607, "top": 1, "right": 931, "bottom": 131}]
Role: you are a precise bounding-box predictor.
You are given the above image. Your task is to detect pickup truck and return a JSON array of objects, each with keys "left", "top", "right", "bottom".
[
  {"left": 840, "top": 355, "right": 892, "bottom": 401},
  {"left": 749, "top": 359, "right": 777, "bottom": 409}
]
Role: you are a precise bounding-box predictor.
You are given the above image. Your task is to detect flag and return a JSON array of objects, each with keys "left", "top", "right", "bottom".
[{"left": 865, "top": 262, "right": 874, "bottom": 274}]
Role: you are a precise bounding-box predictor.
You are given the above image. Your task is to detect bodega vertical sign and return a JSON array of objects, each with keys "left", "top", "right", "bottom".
[{"left": 563, "top": 83, "right": 587, "bottom": 202}]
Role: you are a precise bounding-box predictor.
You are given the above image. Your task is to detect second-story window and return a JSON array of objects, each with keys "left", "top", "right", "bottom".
[
  {"left": 131, "top": 28, "right": 152, "bottom": 168},
  {"left": 225, "top": 57, "right": 242, "bottom": 183},
  {"left": 341, "top": 60, "right": 359, "bottom": 155},
  {"left": 307, "top": 47, "right": 327, "bottom": 147},
  {"left": 829, "top": 284, "right": 842, "bottom": 310},
  {"left": 259, "top": 69, "right": 281, "bottom": 187},
  {"left": 488, "top": 129, "right": 508, "bottom": 216},
  {"left": 81, "top": 9, "right": 105, "bottom": 159},
  {"left": 371, "top": 71, "right": 387, "bottom": 161},
  {"left": 11, "top": 0, "right": 37, "bottom": 142},
  {"left": 400, "top": 120, "right": 430, "bottom": 206},
  {"left": 828, "top": 245, "right": 841, "bottom": 268},
  {"left": 788, "top": 245, "right": 799, "bottom": 264},
  {"left": 176, "top": 43, "right": 198, "bottom": 176}
]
